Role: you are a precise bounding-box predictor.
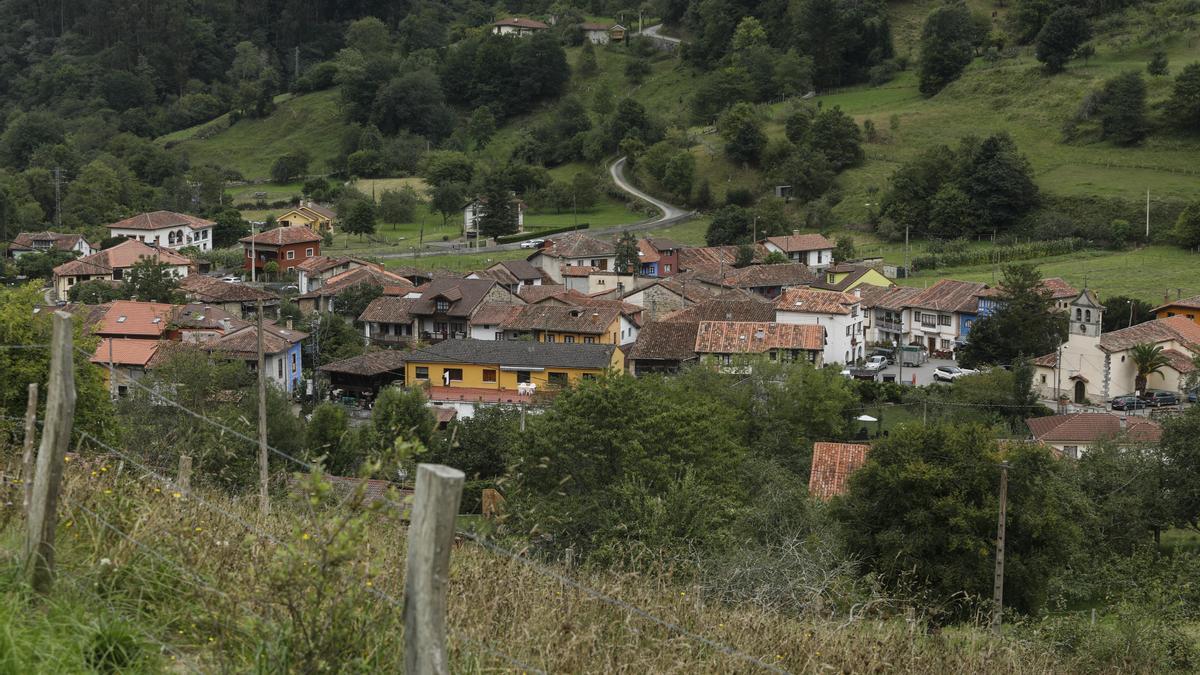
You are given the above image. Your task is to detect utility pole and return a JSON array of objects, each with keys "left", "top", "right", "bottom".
[
  {"left": 1145, "top": 188, "right": 1150, "bottom": 240},
  {"left": 250, "top": 221, "right": 257, "bottom": 283},
  {"left": 903, "top": 224, "right": 910, "bottom": 278},
  {"left": 53, "top": 167, "right": 62, "bottom": 228},
  {"left": 991, "top": 461, "right": 1010, "bottom": 636},
  {"left": 294, "top": 46, "right": 300, "bottom": 85},
  {"left": 256, "top": 299, "right": 269, "bottom": 517}
]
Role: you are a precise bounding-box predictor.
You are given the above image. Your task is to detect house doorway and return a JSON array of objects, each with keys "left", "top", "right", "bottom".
[
  {"left": 927, "top": 336, "right": 937, "bottom": 353},
  {"left": 1074, "top": 380, "right": 1086, "bottom": 404}
]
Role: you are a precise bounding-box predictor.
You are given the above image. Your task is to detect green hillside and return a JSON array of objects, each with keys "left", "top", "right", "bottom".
[{"left": 159, "top": 90, "right": 345, "bottom": 180}]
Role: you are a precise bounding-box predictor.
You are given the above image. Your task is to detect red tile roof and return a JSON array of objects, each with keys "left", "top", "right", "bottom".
[
  {"left": 298, "top": 265, "right": 413, "bottom": 299},
  {"left": 293, "top": 255, "right": 373, "bottom": 275},
  {"left": 94, "top": 301, "right": 176, "bottom": 337},
  {"left": 1026, "top": 413, "right": 1162, "bottom": 444},
  {"left": 627, "top": 322, "right": 700, "bottom": 362},
  {"left": 469, "top": 302, "right": 525, "bottom": 326},
  {"left": 359, "top": 296, "right": 418, "bottom": 324},
  {"left": 178, "top": 275, "right": 278, "bottom": 303},
  {"left": 764, "top": 233, "right": 835, "bottom": 253},
  {"left": 694, "top": 321, "right": 824, "bottom": 353},
  {"left": 662, "top": 299, "right": 775, "bottom": 323},
  {"left": 561, "top": 265, "right": 598, "bottom": 277},
  {"left": 1039, "top": 277, "right": 1079, "bottom": 300},
  {"left": 240, "top": 225, "right": 322, "bottom": 246},
  {"left": 1099, "top": 316, "right": 1200, "bottom": 353},
  {"left": 1152, "top": 294, "right": 1200, "bottom": 313},
  {"left": 106, "top": 211, "right": 215, "bottom": 231},
  {"left": 726, "top": 263, "right": 817, "bottom": 289},
  {"left": 11, "top": 231, "right": 90, "bottom": 252},
  {"left": 495, "top": 17, "right": 549, "bottom": 28},
  {"left": 809, "top": 442, "right": 869, "bottom": 499},
  {"left": 53, "top": 239, "right": 191, "bottom": 277},
  {"left": 858, "top": 285, "right": 923, "bottom": 311},
  {"left": 317, "top": 350, "right": 408, "bottom": 376},
  {"left": 907, "top": 279, "right": 991, "bottom": 313},
  {"left": 775, "top": 287, "right": 860, "bottom": 315},
  {"left": 90, "top": 338, "right": 162, "bottom": 367},
  {"left": 503, "top": 304, "right": 620, "bottom": 335}
]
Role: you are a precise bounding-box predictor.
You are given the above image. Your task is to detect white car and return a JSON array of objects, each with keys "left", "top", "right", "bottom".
[
  {"left": 519, "top": 239, "right": 546, "bottom": 249},
  {"left": 932, "top": 366, "right": 977, "bottom": 382},
  {"left": 221, "top": 276, "right": 242, "bottom": 283},
  {"left": 862, "top": 355, "right": 889, "bottom": 371}
]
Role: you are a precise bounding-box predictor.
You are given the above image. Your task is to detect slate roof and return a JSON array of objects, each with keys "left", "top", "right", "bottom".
[
  {"left": 626, "top": 322, "right": 700, "bottom": 362},
  {"left": 298, "top": 266, "right": 413, "bottom": 299},
  {"left": 94, "top": 301, "right": 176, "bottom": 337},
  {"left": 858, "top": 285, "right": 923, "bottom": 311},
  {"left": 538, "top": 232, "right": 614, "bottom": 259},
  {"left": 495, "top": 259, "right": 543, "bottom": 282},
  {"left": 809, "top": 442, "right": 869, "bottom": 500},
  {"left": 240, "top": 225, "right": 322, "bottom": 246},
  {"left": 54, "top": 239, "right": 191, "bottom": 277},
  {"left": 661, "top": 299, "right": 775, "bottom": 323},
  {"left": 694, "top": 321, "right": 825, "bottom": 353},
  {"left": 1098, "top": 316, "right": 1200, "bottom": 353},
  {"left": 503, "top": 304, "right": 620, "bottom": 334},
  {"left": 359, "top": 296, "right": 419, "bottom": 324},
  {"left": 764, "top": 233, "right": 835, "bottom": 253},
  {"left": 409, "top": 279, "right": 515, "bottom": 317},
  {"left": 11, "top": 231, "right": 89, "bottom": 252},
  {"left": 1026, "top": 413, "right": 1162, "bottom": 444},
  {"left": 107, "top": 211, "right": 214, "bottom": 231},
  {"left": 907, "top": 279, "right": 991, "bottom": 313},
  {"left": 318, "top": 350, "right": 408, "bottom": 376},
  {"left": 179, "top": 275, "right": 278, "bottom": 303},
  {"left": 1152, "top": 294, "right": 1200, "bottom": 313},
  {"left": 725, "top": 263, "right": 817, "bottom": 289},
  {"left": 775, "top": 287, "right": 859, "bottom": 315},
  {"left": 403, "top": 339, "right": 615, "bottom": 369},
  {"left": 90, "top": 338, "right": 162, "bottom": 367}
]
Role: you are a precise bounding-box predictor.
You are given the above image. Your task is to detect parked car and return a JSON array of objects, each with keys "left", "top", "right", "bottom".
[
  {"left": 1110, "top": 395, "right": 1149, "bottom": 411},
  {"left": 221, "top": 275, "right": 241, "bottom": 283},
  {"left": 281, "top": 284, "right": 298, "bottom": 292},
  {"left": 1189, "top": 389, "right": 1198, "bottom": 404},
  {"left": 862, "top": 355, "right": 889, "bottom": 371},
  {"left": 1141, "top": 390, "right": 1181, "bottom": 407},
  {"left": 519, "top": 238, "right": 545, "bottom": 249},
  {"left": 869, "top": 347, "right": 895, "bottom": 365},
  {"left": 932, "top": 366, "right": 977, "bottom": 382}
]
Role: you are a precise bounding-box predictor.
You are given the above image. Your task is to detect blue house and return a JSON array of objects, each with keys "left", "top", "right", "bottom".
[{"left": 205, "top": 322, "right": 308, "bottom": 394}]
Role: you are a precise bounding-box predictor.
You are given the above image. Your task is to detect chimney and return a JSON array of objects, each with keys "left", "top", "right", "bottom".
[
  {"left": 853, "top": 287, "right": 861, "bottom": 299},
  {"left": 1119, "top": 416, "right": 1127, "bottom": 431},
  {"left": 792, "top": 229, "right": 800, "bottom": 237},
  {"left": 286, "top": 318, "right": 293, "bottom": 330}
]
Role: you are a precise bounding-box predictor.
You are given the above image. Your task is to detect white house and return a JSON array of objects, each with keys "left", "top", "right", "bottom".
[
  {"left": 106, "top": 211, "right": 216, "bottom": 252},
  {"left": 902, "top": 279, "right": 992, "bottom": 357},
  {"left": 7, "top": 231, "right": 94, "bottom": 259},
  {"left": 581, "top": 22, "right": 613, "bottom": 44},
  {"left": 526, "top": 232, "right": 617, "bottom": 283},
  {"left": 773, "top": 287, "right": 864, "bottom": 364},
  {"left": 1032, "top": 289, "right": 1200, "bottom": 404},
  {"left": 492, "top": 17, "right": 548, "bottom": 36},
  {"left": 761, "top": 232, "right": 836, "bottom": 270},
  {"left": 1026, "top": 412, "right": 1163, "bottom": 459},
  {"left": 463, "top": 196, "right": 525, "bottom": 238}
]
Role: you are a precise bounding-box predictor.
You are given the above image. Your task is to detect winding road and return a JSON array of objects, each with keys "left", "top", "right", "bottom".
[{"left": 371, "top": 157, "right": 692, "bottom": 259}]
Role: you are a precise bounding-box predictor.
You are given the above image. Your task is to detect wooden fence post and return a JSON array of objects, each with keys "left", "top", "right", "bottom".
[
  {"left": 177, "top": 455, "right": 192, "bottom": 497},
  {"left": 25, "top": 311, "right": 76, "bottom": 594},
  {"left": 403, "top": 464, "right": 464, "bottom": 675},
  {"left": 21, "top": 382, "right": 38, "bottom": 513}
]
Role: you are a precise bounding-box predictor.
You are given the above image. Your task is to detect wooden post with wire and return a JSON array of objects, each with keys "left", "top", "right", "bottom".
[
  {"left": 403, "top": 463, "right": 464, "bottom": 675},
  {"left": 177, "top": 455, "right": 192, "bottom": 497},
  {"left": 256, "top": 299, "right": 269, "bottom": 517},
  {"left": 991, "top": 461, "right": 1010, "bottom": 635},
  {"left": 25, "top": 311, "right": 76, "bottom": 594},
  {"left": 21, "top": 382, "right": 38, "bottom": 513}
]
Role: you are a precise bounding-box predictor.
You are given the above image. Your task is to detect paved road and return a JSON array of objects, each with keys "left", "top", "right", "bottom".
[
  {"left": 370, "top": 157, "right": 693, "bottom": 260},
  {"left": 639, "top": 23, "right": 682, "bottom": 44}
]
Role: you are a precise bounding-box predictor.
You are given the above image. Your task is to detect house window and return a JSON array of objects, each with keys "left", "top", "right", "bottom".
[
  {"left": 482, "top": 369, "right": 497, "bottom": 383},
  {"left": 516, "top": 371, "right": 531, "bottom": 384},
  {"left": 291, "top": 353, "right": 297, "bottom": 372},
  {"left": 1063, "top": 446, "right": 1079, "bottom": 460},
  {"left": 664, "top": 264, "right": 671, "bottom": 273},
  {"left": 306, "top": 248, "right": 314, "bottom": 257},
  {"left": 435, "top": 300, "right": 450, "bottom": 312},
  {"left": 845, "top": 326, "right": 851, "bottom": 337},
  {"left": 582, "top": 373, "right": 596, "bottom": 380},
  {"left": 494, "top": 332, "right": 504, "bottom": 341},
  {"left": 286, "top": 250, "right": 295, "bottom": 260},
  {"left": 1040, "top": 374, "right": 1047, "bottom": 384},
  {"left": 544, "top": 334, "right": 555, "bottom": 343},
  {"left": 584, "top": 336, "right": 595, "bottom": 344},
  {"left": 415, "top": 366, "right": 429, "bottom": 380},
  {"left": 938, "top": 314, "right": 951, "bottom": 326},
  {"left": 563, "top": 335, "right": 575, "bottom": 343},
  {"left": 247, "top": 250, "right": 253, "bottom": 258},
  {"left": 443, "top": 368, "right": 463, "bottom": 382},
  {"left": 277, "top": 358, "right": 283, "bottom": 379},
  {"left": 941, "top": 339, "right": 952, "bottom": 349},
  {"left": 548, "top": 372, "right": 568, "bottom": 387}
]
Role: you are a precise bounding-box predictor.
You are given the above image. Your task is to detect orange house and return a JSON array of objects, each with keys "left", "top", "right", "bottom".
[{"left": 1153, "top": 295, "right": 1200, "bottom": 326}]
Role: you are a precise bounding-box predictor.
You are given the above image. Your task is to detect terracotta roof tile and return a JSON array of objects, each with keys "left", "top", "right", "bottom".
[
  {"left": 517, "top": 284, "right": 571, "bottom": 303},
  {"left": 317, "top": 350, "right": 408, "bottom": 376},
  {"left": 775, "top": 287, "right": 860, "bottom": 315},
  {"left": 1152, "top": 294, "right": 1200, "bottom": 313},
  {"left": 1039, "top": 277, "right": 1079, "bottom": 300},
  {"left": 95, "top": 301, "right": 176, "bottom": 337},
  {"left": 106, "top": 211, "right": 215, "bottom": 231},
  {"left": 503, "top": 304, "right": 620, "bottom": 334},
  {"left": 294, "top": 255, "right": 372, "bottom": 274},
  {"left": 627, "top": 321, "right": 700, "bottom": 362},
  {"left": 11, "top": 231, "right": 89, "bottom": 252},
  {"left": 90, "top": 338, "right": 162, "bottom": 367},
  {"left": 1026, "top": 413, "right": 1162, "bottom": 444},
  {"left": 1161, "top": 348, "right": 1198, "bottom": 374},
  {"left": 495, "top": 17, "right": 548, "bottom": 28},
  {"left": 858, "top": 285, "right": 923, "bottom": 311},
  {"left": 907, "top": 279, "right": 991, "bottom": 313},
  {"left": 764, "top": 233, "right": 835, "bottom": 253},
  {"left": 53, "top": 239, "right": 191, "bottom": 277},
  {"left": 662, "top": 299, "right": 775, "bottom": 323},
  {"left": 536, "top": 232, "right": 614, "bottom": 259},
  {"left": 726, "top": 263, "right": 817, "bottom": 289},
  {"left": 1099, "top": 316, "right": 1200, "bottom": 353},
  {"left": 809, "top": 442, "right": 869, "bottom": 499},
  {"left": 205, "top": 322, "right": 307, "bottom": 357},
  {"left": 409, "top": 279, "right": 518, "bottom": 317},
  {"left": 240, "top": 225, "right": 322, "bottom": 246},
  {"left": 469, "top": 302, "right": 525, "bottom": 326},
  {"left": 298, "top": 266, "right": 413, "bottom": 299},
  {"left": 178, "top": 275, "right": 278, "bottom": 303},
  {"left": 694, "top": 321, "right": 824, "bottom": 353},
  {"left": 358, "top": 296, "right": 419, "bottom": 324}
]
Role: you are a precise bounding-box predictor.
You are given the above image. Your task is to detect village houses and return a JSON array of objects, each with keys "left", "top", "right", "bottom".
[{"left": 106, "top": 211, "right": 216, "bottom": 252}]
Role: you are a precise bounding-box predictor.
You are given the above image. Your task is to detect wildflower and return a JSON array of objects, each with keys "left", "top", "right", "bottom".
[
  {"left": 366, "top": 581, "right": 373, "bottom": 587},
  {"left": 103, "top": 489, "right": 112, "bottom": 495},
  {"left": 194, "top": 527, "right": 203, "bottom": 532},
  {"left": 63, "top": 456, "right": 71, "bottom": 463},
  {"left": 301, "top": 533, "right": 310, "bottom": 541},
  {"left": 90, "top": 471, "right": 98, "bottom": 477},
  {"left": 172, "top": 492, "right": 182, "bottom": 499},
  {"left": 679, "top": 591, "right": 686, "bottom": 596},
  {"left": 101, "top": 466, "right": 108, "bottom": 472},
  {"left": 153, "top": 487, "right": 161, "bottom": 493}
]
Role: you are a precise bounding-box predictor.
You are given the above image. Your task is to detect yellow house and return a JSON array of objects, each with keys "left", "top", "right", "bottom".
[
  {"left": 813, "top": 264, "right": 893, "bottom": 293},
  {"left": 1153, "top": 295, "right": 1200, "bottom": 326},
  {"left": 278, "top": 201, "right": 337, "bottom": 234},
  {"left": 402, "top": 338, "right": 622, "bottom": 391}
]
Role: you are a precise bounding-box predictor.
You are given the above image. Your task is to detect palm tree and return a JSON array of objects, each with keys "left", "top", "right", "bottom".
[{"left": 1129, "top": 343, "right": 1171, "bottom": 394}]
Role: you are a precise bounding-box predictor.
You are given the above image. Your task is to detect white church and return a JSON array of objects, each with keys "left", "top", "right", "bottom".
[{"left": 1032, "top": 289, "right": 1200, "bottom": 405}]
